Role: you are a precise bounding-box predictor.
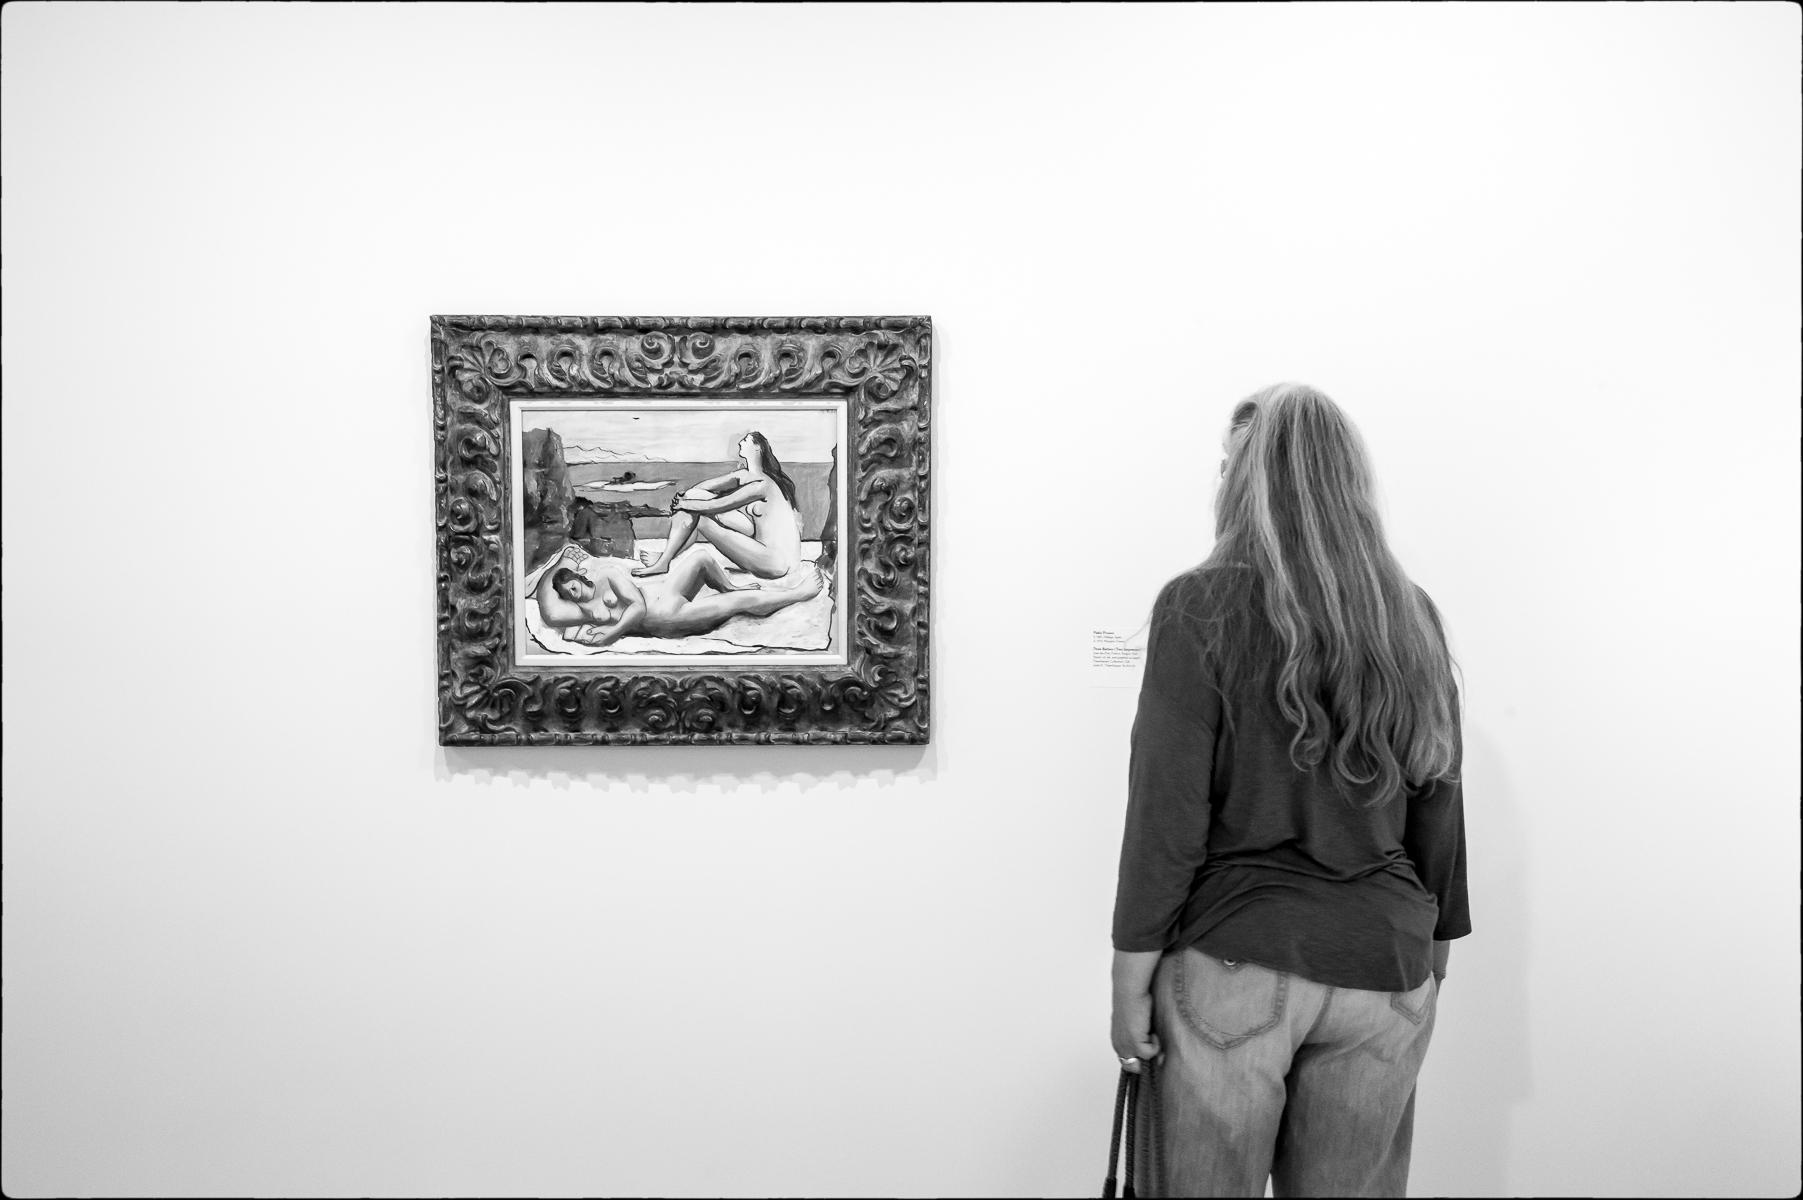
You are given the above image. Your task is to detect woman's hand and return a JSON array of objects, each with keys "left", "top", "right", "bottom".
[
  {"left": 1111, "top": 990, "right": 1161, "bottom": 1073},
  {"left": 673, "top": 484, "right": 717, "bottom": 513},
  {"left": 573, "top": 621, "right": 626, "bottom": 648},
  {"left": 1111, "top": 949, "right": 1163, "bottom": 1073}
]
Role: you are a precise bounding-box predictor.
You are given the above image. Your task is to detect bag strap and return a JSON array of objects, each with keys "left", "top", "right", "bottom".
[
  {"left": 1102, "top": 1068, "right": 1139, "bottom": 1198},
  {"left": 1124, "top": 1068, "right": 1141, "bottom": 1197},
  {"left": 1141, "top": 1058, "right": 1162, "bottom": 1193},
  {"left": 1103, "top": 1061, "right": 1164, "bottom": 1199}
]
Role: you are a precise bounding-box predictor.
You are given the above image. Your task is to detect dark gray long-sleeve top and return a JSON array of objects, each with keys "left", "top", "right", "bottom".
[{"left": 1112, "top": 576, "right": 1471, "bottom": 992}]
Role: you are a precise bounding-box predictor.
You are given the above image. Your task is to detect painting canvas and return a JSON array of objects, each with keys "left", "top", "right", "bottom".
[{"left": 512, "top": 401, "right": 848, "bottom": 666}]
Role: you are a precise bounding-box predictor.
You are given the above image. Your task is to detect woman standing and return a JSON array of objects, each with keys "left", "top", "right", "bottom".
[{"left": 1111, "top": 384, "right": 1469, "bottom": 1198}]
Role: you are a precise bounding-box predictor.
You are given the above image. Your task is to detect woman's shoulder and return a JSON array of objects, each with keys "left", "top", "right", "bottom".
[
  {"left": 1153, "top": 563, "right": 1254, "bottom": 623},
  {"left": 1144, "top": 569, "right": 1256, "bottom": 683}
]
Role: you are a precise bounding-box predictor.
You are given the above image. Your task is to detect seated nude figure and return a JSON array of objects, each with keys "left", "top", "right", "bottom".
[
  {"left": 534, "top": 544, "right": 820, "bottom": 649},
  {"left": 634, "top": 431, "right": 804, "bottom": 581}
]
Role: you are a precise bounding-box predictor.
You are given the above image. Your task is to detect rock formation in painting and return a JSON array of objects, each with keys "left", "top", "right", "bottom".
[{"left": 521, "top": 428, "right": 574, "bottom": 570}]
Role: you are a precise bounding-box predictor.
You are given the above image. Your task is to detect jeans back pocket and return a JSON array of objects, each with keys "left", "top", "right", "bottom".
[
  {"left": 1173, "top": 949, "right": 1288, "bottom": 1049},
  {"left": 1389, "top": 976, "right": 1436, "bottom": 1025}
]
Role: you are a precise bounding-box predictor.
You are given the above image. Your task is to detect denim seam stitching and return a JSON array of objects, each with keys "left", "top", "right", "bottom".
[{"left": 1314, "top": 984, "right": 1336, "bottom": 1038}]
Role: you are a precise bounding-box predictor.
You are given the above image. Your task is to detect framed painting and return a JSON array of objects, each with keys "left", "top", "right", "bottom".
[{"left": 432, "top": 316, "right": 931, "bottom": 745}]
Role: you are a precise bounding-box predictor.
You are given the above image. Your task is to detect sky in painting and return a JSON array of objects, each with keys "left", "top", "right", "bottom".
[{"left": 522, "top": 404, "right": 840, "bottom": 463}]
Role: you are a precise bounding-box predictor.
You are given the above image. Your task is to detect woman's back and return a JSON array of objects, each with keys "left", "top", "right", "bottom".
[{"left": 1112, "top": 566, "right": 1467, "bottom": 992}]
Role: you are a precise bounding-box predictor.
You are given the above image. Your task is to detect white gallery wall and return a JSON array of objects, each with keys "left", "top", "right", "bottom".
[{"left": 3, "top": 4, "right": 1797, "bottom": 1196}]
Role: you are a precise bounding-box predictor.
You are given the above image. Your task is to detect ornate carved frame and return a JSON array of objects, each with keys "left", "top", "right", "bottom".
[{"left": 432, "top": 316, "right": 931, "bottom": 746}]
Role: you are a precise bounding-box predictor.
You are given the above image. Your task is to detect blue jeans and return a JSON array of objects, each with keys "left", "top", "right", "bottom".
[{"left": 1140, "top": 947, "right": 1438, "bottom": 1197}]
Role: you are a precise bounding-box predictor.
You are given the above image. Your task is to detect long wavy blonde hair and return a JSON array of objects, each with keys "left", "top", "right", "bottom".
[{"left": 1174, "top": 382, "right": 1459, "bottom": 806}]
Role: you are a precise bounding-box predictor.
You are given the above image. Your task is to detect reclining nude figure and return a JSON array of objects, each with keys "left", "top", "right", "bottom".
[
  {"left": 534, "top": 544, "right": 821, "bottom": 649},
  {"left": 633, "top": 431, "right": 804, "bottom": 580}
]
